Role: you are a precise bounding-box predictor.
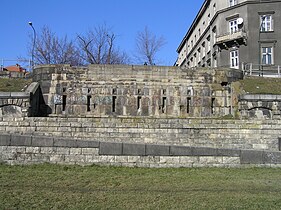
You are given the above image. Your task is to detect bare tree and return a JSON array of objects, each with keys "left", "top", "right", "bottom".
[
  {"left": 77, "top": 24, "right": 130, "bottom": 65},
  {"left": 135, "top": 26, "right": 166, "bottom": 65},
  {"left": 29, "top": 26, "right": 81, "bottom": 66}
]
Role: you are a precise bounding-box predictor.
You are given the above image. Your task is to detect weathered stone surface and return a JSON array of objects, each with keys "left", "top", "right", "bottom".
[
  {"left": 216, "top": 148, "right": 241, "bottom": 157},
  {"left": 54, "top": 138, "right": 77, "bottom": 148},
  {"left": 11, "top": 135, "right": 32, "bottom": 146},
  {"left": 192, "top": 147, "right": 218, "bottom": 156},
  {"left": 170, "top": 146, "right": 192, "bottom": 156},
  {"left": 99, "top": 142, "right": 123, "bottom": 155},
  {"left": 76, "top": 140, "right": 99, "bottom": 148},
  {"left": 263, "top": 151, "right": 281, "bottom": 164},
  {"left": 145, "top": 144, "right": 170, "bottom": 156},
  {"left": 122, "top": 143, "right": 145, "bottom": 156},
  {"left": 241, "top": 150, "right": 264, "bottom": 164},
  {"left": 0, "top": 134, "right": 11, "bottom": 146},
  {"left": 32, "top": 136, "right": 54, "bottom": 147}
]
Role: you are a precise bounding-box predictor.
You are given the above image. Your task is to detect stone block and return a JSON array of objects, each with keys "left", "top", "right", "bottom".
[
  {"left": 0, "top": 134, "right": 11, "bottom": 146},
  {"left": 82, "top": 148, "right": 99, "bottom": 155},
  {"left": 65, "top": 155, "right": 85, "bottom": 163},
  {"left": 98, "top": 155, "right": 116, "bottom": 163},
  {"left": 11, "top": 135, "right": 32, "bottom": 146},
  {"left": 179, "top": 156, "right": 198, "bottom": 164},
  {"left": 122, "top": 143, "right": 145, "bottom": 156},
  {"left": 128, "top": 156, "right": 141, "bottom": 163},
  {"left": 50, "top": 155, "right": 65, "bottom": 163},
  {"left": 145, "top": 144, "right": 170, "bottom": 156},
  {"left": 10, "top": 92, "right": 29, "bottom": 99},
  {"left": 77, "top": 140, "right": 99, "bottom": 148},
  {"left": 40, "top": 147, "right": 56, "bottom": 154},
  {"left": 263, "top": 151, "right": 281, "bottom": 164},
  {"left": 0, "top": 92, "right": 11, "bottom": 98},
  {"left": 99, "top": 142, "right": 123, "bottom": 155},
  {"left": 216, "top": 148, "right": 241, "bottom": 157},
  {"left": 56, "top": 147, "right": 70, "bottom": 155},
  {"left": 26, "top": 147, "right": 41, "bottom": 154},
  {"left": 222, "top": 157, "right": 241, "bottom": 164},
  {"left": 54, "top": 138, "right": 77, "bottom": 148},
  {"left": 114, "top": 156, "right": 129, "bottom": 163},
  {"left": 192, "top": 147, "right": 217, "bottom": 156},
  {"left": 159, "top": 156, "right": 180, "bottom": 164},
  {"left": 199, "top": 156, "right": 223, "bottom": 164},
  {"left": 240, "top": 150, "right": 264, "bottom": 164},
  {"left": 70, "top": 148, "right": 82, "bottom": 155},
  {"left": 32, "top": 136, "right": 54, "bottom": 147},
  {"left": 170, "top": 146, "right": 192, "bottom": 156}
]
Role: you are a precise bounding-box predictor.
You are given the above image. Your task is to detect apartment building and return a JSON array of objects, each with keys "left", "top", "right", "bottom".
[{"left": 175, "top": 0, "right": 281, "bottom": 72}]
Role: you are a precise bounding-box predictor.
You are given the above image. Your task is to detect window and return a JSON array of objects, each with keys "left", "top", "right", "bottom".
[
  {"left": 190, "top": 57, "right": 194, "bottom": 67},
  {"left": 262, "top": 47, "right": 273, "bottom": 65},
  {"left": 229, "top": 0, "right": 237, "bottom": 7},
  {"left": 207, "top": 36, "right": 211, "bottom": 52},
  {"left": 260, "top": 15, "right": 273, "bottom": 32},
  {"left": 198, "top": 28, "right": 201, "bottom": 36},
  {"left": 194, "top": 53, "right": 197, "bottom": 66},
  {"left": 213, "top": 56, "right": 217, "bottom": 68},
  {"left": 202, "top": 42, "right": 206, "bottom": 57},
  {"left": 197, "top": 48, "right": 201, "bottom": 63},
  {"left": 212, "top": 27, "right": 217, "bottom": 44},
  {"left": 230, "top": 50, "right": 239, "bottom": 69},
  {"left": 229, "top": 19, "right": 238, "bottom": 34}
]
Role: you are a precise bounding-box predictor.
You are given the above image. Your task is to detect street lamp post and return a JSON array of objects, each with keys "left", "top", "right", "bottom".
[
  {"left": 258, "top": 15, "right": 266, "bottom": 77},
  {"left": 28, "top": 22, "right": 36, "bottom": 71}
]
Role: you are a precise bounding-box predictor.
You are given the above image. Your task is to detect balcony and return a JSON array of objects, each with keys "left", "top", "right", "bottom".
[{"left": 215, "top": 30, "right": 247, "bottom": 49}]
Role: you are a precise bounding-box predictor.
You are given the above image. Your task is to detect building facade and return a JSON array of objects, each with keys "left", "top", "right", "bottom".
[{"left": 175, "top": 0, "right": 281, "bottom": 74}]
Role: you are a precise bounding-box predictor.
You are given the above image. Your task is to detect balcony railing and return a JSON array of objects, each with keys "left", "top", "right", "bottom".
[{"left": 216, "top": 30, "right": 247, "bottom": 46}]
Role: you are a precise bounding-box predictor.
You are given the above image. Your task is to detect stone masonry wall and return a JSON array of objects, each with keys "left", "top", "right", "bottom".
[
  {"left": 1, "top": 134, "right": 281, "bottom": 167},
  {"left": 239, "top": 94, "right": 281, "bottom": 119},
  {"left": 33, "top": 65, "right": 243, "bottom": 118},
  {"left": 0, "top": 116, "right": 280, "bottom": 151}
]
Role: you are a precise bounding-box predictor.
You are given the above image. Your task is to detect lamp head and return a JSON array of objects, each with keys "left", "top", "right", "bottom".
[{"left": 28, "top": 22, "right": 33, "bottom": 26}]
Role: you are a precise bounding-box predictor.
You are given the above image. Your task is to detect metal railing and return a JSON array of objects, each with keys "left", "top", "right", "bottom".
[{"left": 242, "top": 63, "right": 281, "bottom": 77}]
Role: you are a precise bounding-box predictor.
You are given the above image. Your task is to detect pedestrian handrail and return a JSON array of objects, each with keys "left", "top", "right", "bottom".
[{"left": 242, "top": 63, "right": 281, "bottom": 77}]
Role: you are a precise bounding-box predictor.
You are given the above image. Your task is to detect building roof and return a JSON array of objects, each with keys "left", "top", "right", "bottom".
[{"left": 4, "top": 64, "right": 26, "bottom": 73}]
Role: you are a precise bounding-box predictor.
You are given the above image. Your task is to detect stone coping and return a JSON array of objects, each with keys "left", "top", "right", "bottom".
[{"left": 240, "top": 94, "right": 281, "bottom": 101}]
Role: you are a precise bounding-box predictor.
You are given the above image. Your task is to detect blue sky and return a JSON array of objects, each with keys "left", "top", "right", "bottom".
[{"left": 0, "top": 0, "right": 204, "bottom": 66}]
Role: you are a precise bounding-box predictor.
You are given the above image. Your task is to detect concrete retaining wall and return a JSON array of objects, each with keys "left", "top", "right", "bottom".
[{"left": 1, "top": 134, "right": 281, "bottom": 167}]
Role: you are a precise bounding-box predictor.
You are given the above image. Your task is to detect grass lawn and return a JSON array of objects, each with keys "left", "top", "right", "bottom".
[
  {"left": 1, "top": 164, "right": 281, "bottom": 209},
  {"left": 238, "top": 77, "right": 281, "bottom": 94},
  {"left": 0, "top": 78, "right": 32, "bottom": 92}
]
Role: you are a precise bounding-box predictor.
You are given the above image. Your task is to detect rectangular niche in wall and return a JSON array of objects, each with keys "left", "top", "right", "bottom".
[
  {"left": 187, "top": 97, "right": 191, "bottom": 114},
  {"left": 137, "top": 96, "right": 142, "bottom": 110},
  {"left": 211, "top": 98, "right": 215, "bottom": 114},
  {"left": 62, "top": 95, "right": 67, "bottom": 111},
  {"left": 112, "top": 96, "right": 117, "bottom": 113},
  {"left": 87, "top": 95, "right": 92, "bottom": 112},
  {"left": 112, "top": 88, "right": 117, "bottom": 113},
  {"left": 161, "top": 97, "right": 167, "bottom": 113}
]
